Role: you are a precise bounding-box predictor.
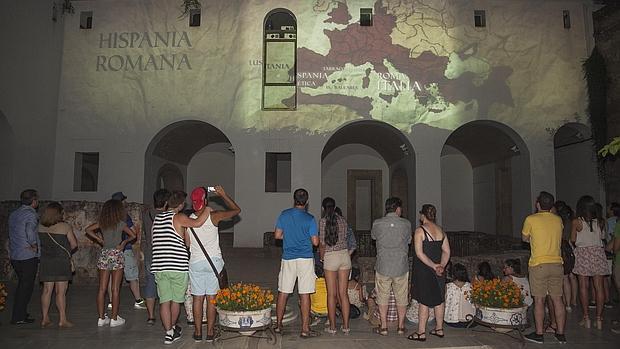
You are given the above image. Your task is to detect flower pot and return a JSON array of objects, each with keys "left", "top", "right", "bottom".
[
  {"left": 475, "top": 305, "right": 528, "bottom": 327},
  {"left": 217, "top": 307, "right": 272, "bottom": 336}
]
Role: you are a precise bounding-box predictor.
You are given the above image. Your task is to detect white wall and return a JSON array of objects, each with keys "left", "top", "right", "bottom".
[
  {"left": 0, "top": 0, "right": 64, "bottom": 200},
  {"left": 441, "top": 151, "right": 474, "bottom": 231},
  {"left": 555, "top": 141, "right": 600, "bottom": 208},
  {"left": 473, "top": 163, "right": 496, "bottom": 234},
  {"left": 321, "top": 144, "right": 389, "bottom": 221},
  {"left": 186, "top": 142, "right": 236, "bottom": 232}
]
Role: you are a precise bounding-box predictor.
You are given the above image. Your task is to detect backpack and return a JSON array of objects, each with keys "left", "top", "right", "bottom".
[{"left": 561, "top": 240, "right": 575, "bottom": 275}]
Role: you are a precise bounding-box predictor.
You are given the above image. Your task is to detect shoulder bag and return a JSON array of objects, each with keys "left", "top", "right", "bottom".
[{"left": 189, "top": 227, "right": 228, "bottom": 289}]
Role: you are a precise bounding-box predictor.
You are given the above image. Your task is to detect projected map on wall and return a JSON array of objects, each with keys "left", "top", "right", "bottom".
[{"left": 254, "top": 1, "right": 515, "bottom": 133}]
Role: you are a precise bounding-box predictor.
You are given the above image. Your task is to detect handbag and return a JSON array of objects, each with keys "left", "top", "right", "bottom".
[
  {"left": 189, "top": 227, "right": 228, "bottom": 289},
  {"left": 47, "top": 233, "right": 75, "bottom": 273}
]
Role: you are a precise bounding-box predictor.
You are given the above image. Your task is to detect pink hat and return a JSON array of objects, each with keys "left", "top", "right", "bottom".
[{"left": 191, "top": 187, "right": 206, "bottom": 211}]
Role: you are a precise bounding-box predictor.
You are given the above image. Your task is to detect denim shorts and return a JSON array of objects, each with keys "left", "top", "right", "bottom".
[
  {"left": 123, "top": 249, "right": 139, "bottom": 281},
  {"left": 143, "top": 259, "right": 157, "bottom": 299},
  {"left": 189, "top": 258, "right": 224, "bottom": 296}
]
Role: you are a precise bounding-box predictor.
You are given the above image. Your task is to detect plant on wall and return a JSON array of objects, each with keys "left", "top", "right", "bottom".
[
  {"left": 181, "top": 0, "right": 201, "bottom": 17},
  {"left": 583, "top": 47, "right": 608, "bottom": 177},
  {"left": 599, "top": 137, "right": 620, "bottom": 158}
]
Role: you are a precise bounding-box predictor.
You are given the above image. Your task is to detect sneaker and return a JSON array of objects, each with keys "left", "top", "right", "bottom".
[
  {"left": 192, "top": 333, "right": 202, "bottom": 342},
  {"left": 555, "top": 333, "right": 567, "bottom": 344},
  {"left": 611, "top": 327, "right": 620, "bottom": 334},
  {"left": 97, "top": 315, "right": 110, "bottom": 327},
  {"left": 187, "top": 320, "right": 195, "bottom": 326},
  {"left": 524, "top": 332, "right": 544, "bottom": 344},
  {"left": 565, "top": 306, "right": 572, "bottom": 312},
  {"left": 588, "top": 302, "right": 596, "bottom": 308},
  {"left": 164, "top": 329, "right": 182, "bottom": 345},
  {"left": 110, "top": 316, "right": 126, "bottom": 327},
  {"left": 604, "top": 302, "right": 614, "bottom": 309},
  {"left": 174, "top": 324, "right": 183, "bottom": 337},
  {"left": 134, "top": 299, "right": 146, "bottom": 309},
  {"left": 107, "top": 303, "right": 112, "bottom": 310}
]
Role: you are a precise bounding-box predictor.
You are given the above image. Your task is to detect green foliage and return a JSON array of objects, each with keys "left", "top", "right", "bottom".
[
  {"left": 180, "top": 0, "right": 201, "bottom": 18},
  {"left": 599, "top": 137, "right": 620, "bottom": 157},
  {"left": 583, "top": 47, "right": 608, "bottom": 177}
]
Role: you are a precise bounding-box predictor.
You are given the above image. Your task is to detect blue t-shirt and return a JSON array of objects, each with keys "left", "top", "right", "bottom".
[
  {"left": 122, "top": 215, "right": 135, "bottom": 250},
  {"left": 276, "top": 208, "right": 318, "bottom": 260}
]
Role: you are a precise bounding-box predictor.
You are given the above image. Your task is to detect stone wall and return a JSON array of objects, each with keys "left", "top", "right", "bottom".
[
  {"left": 1, "top": 201, "right": 144, "bottom": 284},
  {"left": 594, "top": 5, "right": 620, "bottom": 202}
]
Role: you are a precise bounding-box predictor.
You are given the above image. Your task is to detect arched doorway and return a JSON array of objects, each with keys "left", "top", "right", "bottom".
[
  {"left": 144, "top": 120, "right": 237, "bottom": 240},
  {"left": 321, "top": 121, "right": 415, "bottom": 235},
  {"left": 0, "top": 110, "right": 15, "bottom": 200},
  {"left": 440, "top": 120, "right": 531, "bottom": 237},
  {"left": 554, "top": 122, "right": 600, "bottom": 208}
]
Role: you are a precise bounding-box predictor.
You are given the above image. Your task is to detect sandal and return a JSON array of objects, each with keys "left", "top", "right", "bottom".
[
  {"left": 324, "top": 327, "right": 337, "bottom": 335},
  {"left": 273, "top": 325, "right": 283, "bottom": 334},
  {"left": 146, "top": 318, "right": 156, "bottom": 326},
  {"left": 430, "top": 328, "right": 445, "bottom": 338},
  {"left": 374, "top": 327, "right": 388, "bottom": 336},
  {"left": 544, "top": 324, "right": 557, "bottom": 334},
  {"left": 407, "top": 332, "right": 426, "bottom": 341},
  {"left": 341, "top": 327, "right": 351, "bottom": 335},
  {"left": 397, "top": 327, "right": 406, "bottom": 335},
  {"left": 300, "top": 329, "right": 321, "bottom": 338}
]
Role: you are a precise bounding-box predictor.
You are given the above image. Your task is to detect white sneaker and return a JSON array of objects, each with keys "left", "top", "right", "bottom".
[
  {"left": 107, "top": 303, "right": 112, "bottom": 309},
  {"left": 97, "top": 315, "right": 110, "bottom": 327},
  {"left": 110, "top": 316, "right": 126, "bottom": 327}
]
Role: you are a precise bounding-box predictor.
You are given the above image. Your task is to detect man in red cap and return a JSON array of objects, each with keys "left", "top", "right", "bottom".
[{"left": 187, "top": 185, "right": 240, "bottom": 342}]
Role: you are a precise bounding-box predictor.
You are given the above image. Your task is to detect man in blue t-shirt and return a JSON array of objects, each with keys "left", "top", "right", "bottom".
[{"left": 274, "top": 188, "right": 320, "bottom": 338}]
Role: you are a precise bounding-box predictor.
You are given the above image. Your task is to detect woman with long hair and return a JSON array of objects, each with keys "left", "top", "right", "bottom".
[
  {"left": 85, "top": 199, "right": 135, "bottom": 327},
  {"left": 571, "top": 195, "right": 607, "bottom": 330},
  {"left": 554, "top": 201, "right": 578, "bottom": 311},
  {"left": 318, "top": 197, "right": 351, "bottom": 334},
  {"left": 38, "top": 202, "right": 78, "bottom": 328},
  {"left": 408, "top": 204, "right": 450, "bottom": 341}
]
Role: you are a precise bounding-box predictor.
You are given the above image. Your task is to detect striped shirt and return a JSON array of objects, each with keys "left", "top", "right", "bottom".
[{"left": 151, "top": 211, "right": 189, "bottom": 272}]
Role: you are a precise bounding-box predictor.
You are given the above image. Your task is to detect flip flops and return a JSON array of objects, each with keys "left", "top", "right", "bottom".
[
  {"left": 407, "top": 332, "right": 426, "bottom": 341},
  {"left": 430, "top": 328, "right": 445, "bottom": 338},
  {"left": 300, "top": 329, "right": 321, "bottom": 338},
  {"left": 374, "top": 327, "right": 388, "bottom": 336}
]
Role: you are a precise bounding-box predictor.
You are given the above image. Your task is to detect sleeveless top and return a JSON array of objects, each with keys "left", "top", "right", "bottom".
[
  {"left": 151, "top": 211, "right": 189, "bottom": 272},
  {"left": 189, "top": 214, "right": 222, "bottom": 263},
  {"left": 101, "top": 221, "right": 125, "bottom": 249},
  {"left": 575, "top": 217, "right": 604, "bottom": 248}
]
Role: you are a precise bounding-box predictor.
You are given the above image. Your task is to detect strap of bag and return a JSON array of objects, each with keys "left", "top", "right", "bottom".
[
  {"left": 189, "top": 227, "right": 219, "bottom": 275},
  {"left": 46, "top": 232, "right": 72, "bottom": 260}
]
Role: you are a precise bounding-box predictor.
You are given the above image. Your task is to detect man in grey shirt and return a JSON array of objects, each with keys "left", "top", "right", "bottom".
[{"left": 371, "top": 197, "right": 412, "bottom": 334}]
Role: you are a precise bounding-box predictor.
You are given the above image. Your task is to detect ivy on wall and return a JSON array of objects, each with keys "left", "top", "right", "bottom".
[{"left": 583, "top": 47, "right": 608, "bottom": 177}]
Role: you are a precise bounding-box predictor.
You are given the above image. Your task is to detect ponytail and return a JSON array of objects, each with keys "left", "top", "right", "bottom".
[{"left": 322, "top": 197, "right": 338, "bottom": 247}]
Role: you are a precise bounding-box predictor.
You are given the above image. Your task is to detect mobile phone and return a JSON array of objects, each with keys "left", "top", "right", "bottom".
[{"left": 207, "top": 186, "right": 216, "bottom": 192}]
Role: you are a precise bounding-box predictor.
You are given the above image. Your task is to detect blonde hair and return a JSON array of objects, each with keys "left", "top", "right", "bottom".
[{"left": 40, "top": 202, "right": 64, "bottom": 227}]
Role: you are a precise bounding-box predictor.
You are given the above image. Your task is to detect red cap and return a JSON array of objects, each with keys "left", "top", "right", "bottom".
[{"left": 190, "top": 187, "right": 206, "bottom": 211}]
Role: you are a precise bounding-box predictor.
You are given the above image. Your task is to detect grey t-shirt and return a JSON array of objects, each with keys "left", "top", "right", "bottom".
[
  {"left": 101, "top": 221, "right": 126, "bottom": 249},
  {"left": 371, "top": 213, "right": 412, "bottom": 277}
]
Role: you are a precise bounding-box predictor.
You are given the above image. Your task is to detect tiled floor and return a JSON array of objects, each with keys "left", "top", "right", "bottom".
[{"left": 1, "top": 247, "right": 619, "bottom": 348}]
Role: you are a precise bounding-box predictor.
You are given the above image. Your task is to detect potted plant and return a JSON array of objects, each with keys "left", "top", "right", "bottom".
[
  {"left": 468, "top": 278, "right": 528, "bottom": 327},
  {"left": 214, "top": 283, "right": 274, "bottom": 335}
]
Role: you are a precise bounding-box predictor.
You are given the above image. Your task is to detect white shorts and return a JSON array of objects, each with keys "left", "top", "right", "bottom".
[{"left": 278, "top": 258, "right": 316, "bottom": 294}]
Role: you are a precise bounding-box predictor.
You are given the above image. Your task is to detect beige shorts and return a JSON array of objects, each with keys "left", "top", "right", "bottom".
[
  {"left": 529, "top": 263, "right": 563, "bottom": 297},
  {"left": 323, "top": 249, "right": 352, "bottom": 271},
  {"left": 375, "top": 272, "right": 409, "bottom": 307},
  {"left": 278, "top": 258, "right": 316, "bottom": 294}
]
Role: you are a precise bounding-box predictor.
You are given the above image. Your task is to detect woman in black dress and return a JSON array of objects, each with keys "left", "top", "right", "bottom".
[
  {"left": 38, "top": 202, "right": 78, "bottom": 328},
  {"left": 408, "top": 204, "right": 451, "bottom": 341}
]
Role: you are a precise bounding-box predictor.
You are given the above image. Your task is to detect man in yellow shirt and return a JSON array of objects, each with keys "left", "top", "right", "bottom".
[{"left": 522, "top": 191, "right": 566, "bottom": 344}]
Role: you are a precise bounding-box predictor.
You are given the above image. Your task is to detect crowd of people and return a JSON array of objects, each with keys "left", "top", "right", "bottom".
[{"left": 6, "top": 186, "right": 620, "bottom": 345}]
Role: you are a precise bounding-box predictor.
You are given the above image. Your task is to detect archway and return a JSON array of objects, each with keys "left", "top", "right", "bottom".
[
  {"left": 440, "top": 120, "right": 531, "bottom": 237},
  {"left": 321, "top": 121, "right": 415, "bottom": 236},
  {"left": 144, "top": 120, "right": 237, "bottom": 241},
  {"left": 554, "top": 122, "right": 600, "bottom": 208},
  {"left": 0, "top": 110, "right": 15, "bottom": 200}
]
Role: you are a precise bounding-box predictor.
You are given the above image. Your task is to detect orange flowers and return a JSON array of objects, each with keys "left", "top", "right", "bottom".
[
  {"left": 214, "top": 282, "right": 275, "bottom": 311},
  {"left": 468, "top": 279, "right": 524, "bottom": 308}
]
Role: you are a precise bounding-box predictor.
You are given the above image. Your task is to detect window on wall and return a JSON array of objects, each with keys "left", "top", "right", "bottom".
[
  {"left": 360, "top": 8, "right": 373, "bottom": 26},
  {"left": 73, "top": 152, "right": 99, "bottom": 192},
  {"left": 265, "top": 152, "right": 291, "bottom": 192},
  {"left": 263, "top": 9, "right": 297, "bottom": 110},
  {"left": 80, "top": 11, "right": 93, "bottom": 29},
  {"left": 474, "top": 10, "right": 486, "bottom": 28},
  {"left": 189, "top": 9, "right": 201, "bottom": 27}
]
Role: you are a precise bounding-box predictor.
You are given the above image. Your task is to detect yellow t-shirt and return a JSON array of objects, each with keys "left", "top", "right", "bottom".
[
  {"left": 311, "top": 277, "right": 327, "bottom": 314},
  {"left": 522, "top": 212, "right": 563, "bottom": 266}
]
